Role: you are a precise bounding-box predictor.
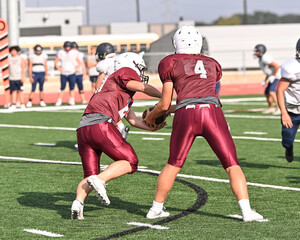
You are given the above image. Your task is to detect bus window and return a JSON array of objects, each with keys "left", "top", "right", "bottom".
[
  {"left": 140, "top": 44, "right": 147, "bottom": 51},
  {"left": 54, "top": 46, "right": 62, "bottom": 52},
  {"left": 120, "top": 44, "right": 127, "bottom": 53},
  {"left": 130, "top": 44, "right": 137, "bottom": 52},
  {"left": 113, "top": 45, "right": 117, "bottom": 52},
  {"left": 78, "top": 45, "right": 88, "bottom": 55}
]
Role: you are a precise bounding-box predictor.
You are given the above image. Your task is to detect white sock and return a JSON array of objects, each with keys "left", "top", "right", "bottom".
[
  {"left": 152, "top": 200, "right": 164, "bottom": 211},
  {"left": 238, "top": 199, "right": 251, "bottom": 213},
  {"left": 117, "top": 123, "right": 125, "bottom": 131}
]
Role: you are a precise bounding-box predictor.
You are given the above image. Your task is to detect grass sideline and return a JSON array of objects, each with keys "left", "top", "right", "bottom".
[{"left": 0, "top": 94, "right": 299, "bottom": 239}]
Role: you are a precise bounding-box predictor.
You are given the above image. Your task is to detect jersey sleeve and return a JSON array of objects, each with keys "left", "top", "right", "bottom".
[
  {"left": 215, "top": 60, "right": 223, "bottom": 82},
  {"left": 57, "top": 50, "right": 63, "bottom": 59},
  {"left": 281, "top": 59, "right": 298, "bottom": 81},
  {"left": 43, "top": 53, "right": 48, "bottom": 61},
  {"left": 158, "top": 56, "right": 174, "bottom": 84},
  {"left": 117, "top": 67, "right": 141, "bottom": 89},
  {"left": 96, "top": 61, "right": 106, "bottom": 74},
  {"left": 262, "top": 54, "right": 273, "bottom": 65}
]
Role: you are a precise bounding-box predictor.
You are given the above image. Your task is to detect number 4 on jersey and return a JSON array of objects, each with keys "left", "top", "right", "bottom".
[{"left": 194, "top": 60, "right": 207, "bottom": 78}]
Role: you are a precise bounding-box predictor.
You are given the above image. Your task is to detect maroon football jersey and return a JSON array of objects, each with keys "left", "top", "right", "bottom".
[
  {"left": 158, "top": 54, "right": 222, "bottom": 104},
  {"left": 84, "top": 67, "right": 141, "bottom": 123}
]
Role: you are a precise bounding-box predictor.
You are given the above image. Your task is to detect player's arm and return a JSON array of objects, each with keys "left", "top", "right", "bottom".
[
  {"left": 126, "top": 80, "right": 161, "bottom": 98},
  {"left": 124, "top": 108, "right": 165, "bottom": 131},
  {"left": 143, "top": 81, "right": 173, "bottom": 127},
  {"left": 44, "top": 59, "right": 48, "bottom": 81},
  {"left": 96, "top": 72, "right": 106, "bottom": 89},
  {"left": 276, "top": 78, "right": 293, "bottom": 128},
  {"left": 20, "top": 58, "right": 26, "bottom": 83},
  {"left": 28, "top": 60, "right": 33, "bottom": 83},
  {"left": 87, "top": 57, "right": 97, "bottom": 69},
  {"left": 75, "top": 57, "right": 81, "bottom": 72},
  {"left": 266, "top": 61, "right": 280, "bottom": 83},
  {"left": 54, "top": 57, "right": 63, "bottom": 72},
  {"left": 81, "top": 58, "right": 87, "bottom": 80}
]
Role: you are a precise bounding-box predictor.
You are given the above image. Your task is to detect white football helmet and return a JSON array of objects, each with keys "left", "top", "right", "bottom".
[
  {"left": 114, "top": 52, "right": 149, "bottom": 83},
  {"left": 173, "top": 25, "right": 203, "bottom": 54}
]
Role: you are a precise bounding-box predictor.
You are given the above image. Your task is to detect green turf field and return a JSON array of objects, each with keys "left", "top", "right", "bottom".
[{"left": 0, "top": 95, "right": 299, "bottom": 239}]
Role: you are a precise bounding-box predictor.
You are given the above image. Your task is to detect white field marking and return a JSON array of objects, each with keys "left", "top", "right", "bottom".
[
  {"left": 127, "top": 222, "right": 169, "bottom": 230},
  {"left": 224, "top": 114, "right": 280, "bottom": 120},
  {"left": 142, "top": 137, "right": 165, "bottom": 141},
  {"left": 137, "top": 168, "right": 300, "bottom": 192},
  {"left": 221, "top": 97, "right": 266, "bottom": 103},
  {"left": 226, "top": 215, "right": 269, "bottom": 222},
  {"left": 1, "top": 124, "right": 300, "bottom": 143},
  {"left": 23, "top": 229, "right": 64, "bottom": 237},
  {"left": 224, "top": 102, "right": 267, "bottom": 105},
  {"left": 1, "top": 155, "right": 300, "bottom": 191},
  {"left": 0, "top": 123, "right": 299, "bottom": 143},
  {"left": 34, "top": 142, "right": 56, "bottom": 146},
  {"left": 243, "top": 132, "right": 267, "bottom": 135},
  {"left": 0, "top": 124, "right": 76, "bottom": 131},
  {"left": 0, "top": 105, "right": 87, "bottom": 113}
]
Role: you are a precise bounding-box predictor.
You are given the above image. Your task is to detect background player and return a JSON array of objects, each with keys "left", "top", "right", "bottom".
[
  {"left": 54, "top": 41, "right": 80, "bottom": 106},
  {"left": 71, "top": 41, "right": 88, "bottom": 104},
  {"left": 95, "top": 42, "right": 130, "bottom": 139},
  {"left": 86, "top": 45, "right": 99, "bottom": 92},
  {"left": 8, "top": 46, "right": 26, "bottom": 109},
  {"left": 254, "top": 44, "right": 281, "bottom": 114},
  {"left": 144, "top": 26, "right": 264, "bottom": 222},
  {"left": 26, "top": 44, "right": 48, "bottom": 107},
  {"left": 276, "top": 38, "right": 300, "bottom": 162},
  {"left": 71, "top": 52, "right": 164, "bottom": 220}
]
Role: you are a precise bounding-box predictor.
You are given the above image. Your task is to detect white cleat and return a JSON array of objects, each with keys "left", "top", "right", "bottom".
[
  {"left": 68, "top": 98, "right": 75, "bottom": 106},
  {"left": 26, "top": 101, "right": 32, "bottom": 108},
  {"left": 71, "top": 200, "right": 84, "bottom": 220},
  {"left": 146, "top": 207, "right": 170, "bottom": 219},
  {"left": 40, "top": 101, "right": 47, "bottom": 107},
  {"left": 272, "top": 108, "right": 281, "bottom": 115},
  {"left": 55, "top": 98, "right": 62, "bottom": 106},
  {"left": 87, "top": 175, "right": 110, "bottom": 205},
  {"left": 242, "top": 210, "right": 264, "bottom": 222},
  {"left": 262, "top": 108, "right": 275, "bottom": 114}
]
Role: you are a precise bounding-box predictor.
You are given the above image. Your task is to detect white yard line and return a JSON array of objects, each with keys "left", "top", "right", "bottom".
[
  {"left": 142, "top": 137, "right": 165, "bottom": 141},
  {"left": 243, "top": 132, "right": 267, "bottom": 135},
  {"left": 127, "top": 222, "right": 169, "bottom": 230},
  {"left": 1, "top": 155, "right": 299, "bottom": 192},
  {"left": 23, "top": 229, "right": 64, "bottom": 237},
  {"left": 0, "top": 124, "right": 299, "bottom": 143}
]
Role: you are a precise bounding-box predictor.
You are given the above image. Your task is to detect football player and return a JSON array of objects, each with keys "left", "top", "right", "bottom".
[
  {"left": 71, "top": 41, "right": 88, "bottom": 104},
  {"left": 254, "top": 44, "right": 281, "bottom": 114},
  {"left": 71, "top": 52, "right": 164, "bottom": 220},
  {"left": 276, "top": 38, "right": 300, "bottom": 162},
  {"left": 95, "top": 42, "right": 130, "bottom": 140},
  {"left": 26, "top": 44, "right": 48, "bottom": 107},
  {"left": 144, "top": 25, "right": 264, "bottom": 222},
  {"left": 54, "top": 41, "right": 81, "bottom": 106},
  {"left": 86, "top": 45, "right": 99, "bottom": 91}
]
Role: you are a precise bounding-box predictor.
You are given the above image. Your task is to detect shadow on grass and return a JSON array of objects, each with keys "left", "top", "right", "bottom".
[
  {"left": 17, "top": 192, "right": 186, "bottom": 219},
  {"left": 286, "top": 176, "right": 300, "bottom": 184},
  {"left": 195, "top": 158, "right": 300, "bottom": 170}
]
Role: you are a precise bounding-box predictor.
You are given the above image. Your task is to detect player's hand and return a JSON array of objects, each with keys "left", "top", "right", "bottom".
[
  {"left": 21, "top": 76, "right": 25, "bottom": 83},
  {"left": 261, "top": 80, "right": 267, "bottom": 87},
  {"left": 281, "top": 112, "right": 293, "bottom": 128},
  {"left": 45, "top": 75, "right": 48, "bottom": 82},
  {"left": 267, "top": 75, "right": 276, "bottom": 83},
  {"left": 30, "top": 77, "right": 34, "bottom": 83},
  {"left": 143, "top": 108, "right": 155, "bottom": 127},
  {"left": 150, "top": 121, "right": 166, "bottom": 131}
]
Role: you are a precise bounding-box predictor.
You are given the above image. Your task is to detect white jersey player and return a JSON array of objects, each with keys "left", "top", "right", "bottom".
[
  {"left": 276, "top": 38, "right": 300, "bottom": 162},
  {"left": 254, "top": 44, "right": 281, "bottom": 114}
]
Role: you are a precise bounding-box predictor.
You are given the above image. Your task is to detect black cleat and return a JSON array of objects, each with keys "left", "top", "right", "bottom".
[{"left": 285, "top": 145, "right": 294, "bottom": 162}]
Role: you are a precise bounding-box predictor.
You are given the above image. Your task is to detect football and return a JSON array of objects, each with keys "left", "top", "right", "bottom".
[{"left": 142, "top": 106, "right": 167, "bottom": 125}]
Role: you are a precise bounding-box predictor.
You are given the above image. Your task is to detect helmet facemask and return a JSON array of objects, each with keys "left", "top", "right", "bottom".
[{"left": 133, "top": 60, "right": 149, "bottom": 84}]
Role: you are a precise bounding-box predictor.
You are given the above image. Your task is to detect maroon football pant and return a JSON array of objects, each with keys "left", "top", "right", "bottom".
[
  {"left": 169, "top": 104, "right": 239, "bottom": 169},
  {"left": 77, "top": 122, "right": 138, "bottom": 178}
]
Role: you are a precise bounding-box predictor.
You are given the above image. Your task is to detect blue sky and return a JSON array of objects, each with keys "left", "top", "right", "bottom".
[{"left": 26, "top": 0, "right": 300, "bottom": 25}]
